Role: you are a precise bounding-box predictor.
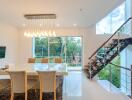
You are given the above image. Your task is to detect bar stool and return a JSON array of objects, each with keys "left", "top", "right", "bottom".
[
  {"left": 54, "top": 58, "right": 62, "bottom": 63},
  {"left": 37, "top": 71, "right": 56, "bottom": 100},
  {"left": 41, "top": 58, "right": 48, "bottom": 63},
  {"left": 28, "top": 58, "right": 36, "bottom": 63},
  {"left": 8, "top": 71, "right": 27, "bottom": 100}
]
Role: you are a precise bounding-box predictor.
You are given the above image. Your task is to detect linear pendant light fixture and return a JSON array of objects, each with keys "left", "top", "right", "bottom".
[
  {"left": 24, "top": 14, "right": 56, "bottom": 19},
  {"left": 23, "top": 14, "right": 57, "bottom": 37}
]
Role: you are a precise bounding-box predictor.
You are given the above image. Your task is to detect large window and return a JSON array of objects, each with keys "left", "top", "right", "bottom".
[
  {"left": 33, "top": 37, "right": 82, "bottom": 67},
  {"left": 96, "top": 2, "right": 126, "bottom": 34},
  {"left": 98, "top": 56, "right": 120, "bottom": 88}
]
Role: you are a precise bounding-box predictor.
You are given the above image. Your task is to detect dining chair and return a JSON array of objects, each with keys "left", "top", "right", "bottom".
[
  {"left": 37, "top": 71, "right": 56, "bottom": 100},
  {"left": 28, "top": 58, "right": 36, "bottom": 63},
  {"left": 27, "top": 58, "right": 39, "bottom": 95},
  {"left": 41, "top": 58, "right": 48, "bottom": 63},
  {"left": 8, "top": 71, "right": 27, "bottom": 100},
  {"left": 54, "top": 58, "right": 62, "bottom": 63}
]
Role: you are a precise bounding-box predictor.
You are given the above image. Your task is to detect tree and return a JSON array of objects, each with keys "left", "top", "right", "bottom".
[
  {"left": 34, "top": 37, "right": 82, "bottom": 65},
  {"left": 98, "top": 56, "right": 120, "bottom": 88}
]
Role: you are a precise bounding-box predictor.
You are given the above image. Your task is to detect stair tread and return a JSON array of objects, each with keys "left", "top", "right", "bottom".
[{"left": 87, "top": 37, "right": 131, "bottom": 79}]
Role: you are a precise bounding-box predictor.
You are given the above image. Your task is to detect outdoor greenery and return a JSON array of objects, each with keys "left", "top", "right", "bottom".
[
  {"left": 98, "top": 56, "right": 120, "bottom": 88},
  {"left": 34, "top": 37, "right": 82, "bottom": 66},
  {"left": 35, "top": 37, "right": 48, "bottom": 57},
  {"left": 66, "top": 37, "right": 81, "bottom": 64}
]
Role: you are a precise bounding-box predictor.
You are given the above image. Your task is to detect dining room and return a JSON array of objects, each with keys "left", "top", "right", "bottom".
[
  {"left": 0, "top": 14, "right": 83, "bottom": 99},
  {"left": 0, "top": 12, "right": 84, "bottom": 100},
  {"left": 0, "top": 0, "right": 132, "bottom": 100}
]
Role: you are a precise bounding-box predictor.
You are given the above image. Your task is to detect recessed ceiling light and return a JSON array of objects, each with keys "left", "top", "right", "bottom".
[
  {"left": 22, "top": 24, "right": 26, "bottom": 27},
  {"left": 73, "top": 24, "right": 77, "bottom": 27},
  {"left": 56, "top": 24, "right": 60, "bottom": 27},
  {"left": 40, "top": 24, "right": 42, "bottom": 26}
]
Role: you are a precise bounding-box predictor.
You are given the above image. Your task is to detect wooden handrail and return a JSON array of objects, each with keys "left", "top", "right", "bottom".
[
  {"left": 110, "top": 63, "right": 132, "bottom": 71},
  {"left": 89, "top": 17, "right": 132, "bottom": 59}
]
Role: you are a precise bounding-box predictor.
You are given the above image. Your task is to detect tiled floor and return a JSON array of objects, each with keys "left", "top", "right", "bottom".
[
  {"left": 63, "top": 71, "right": 131, "bottom": 100},
  {"left": 97, "top": 80, "right": 121, "bottom": 93}
]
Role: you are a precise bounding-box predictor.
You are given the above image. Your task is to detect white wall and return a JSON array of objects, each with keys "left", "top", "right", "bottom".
[
  {"left": 18, "top": 26, "right": 111, "bottom": 67},
  {"left": 0, "top": 22, "right": 18, "bottom": 67}
]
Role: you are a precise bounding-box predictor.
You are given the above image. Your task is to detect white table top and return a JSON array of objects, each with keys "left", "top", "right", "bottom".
[{"left": 6, "top": 63, "right": 68, "bottom": 76}]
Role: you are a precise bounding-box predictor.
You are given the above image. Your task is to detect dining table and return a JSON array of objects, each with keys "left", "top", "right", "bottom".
[{"left": 0, "top": 63, "right": 68, "bottom": 79}]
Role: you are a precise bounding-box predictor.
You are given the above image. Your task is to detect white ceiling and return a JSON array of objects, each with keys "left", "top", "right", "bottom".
[{"left": 0, "top": 0, "right": 124, "bottom": 28}]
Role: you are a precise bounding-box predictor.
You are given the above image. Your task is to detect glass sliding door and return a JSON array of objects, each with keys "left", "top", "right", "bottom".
[{"left": 66, "top": 37, "right": 82, "bottom": 68}]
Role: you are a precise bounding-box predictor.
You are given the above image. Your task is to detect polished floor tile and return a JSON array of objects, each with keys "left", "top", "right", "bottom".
[{"left": 63, "top": 71, "right": 131, "bottom": 100}]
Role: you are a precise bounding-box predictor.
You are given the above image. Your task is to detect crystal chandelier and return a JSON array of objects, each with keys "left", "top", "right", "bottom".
[{"left": 23, "top": 14, "right": 56, "bottom": 37}]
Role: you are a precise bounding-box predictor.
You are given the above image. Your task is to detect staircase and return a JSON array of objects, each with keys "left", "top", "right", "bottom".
[{"left": 86, "top": 17, "right": 132, "bottom": 79}]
